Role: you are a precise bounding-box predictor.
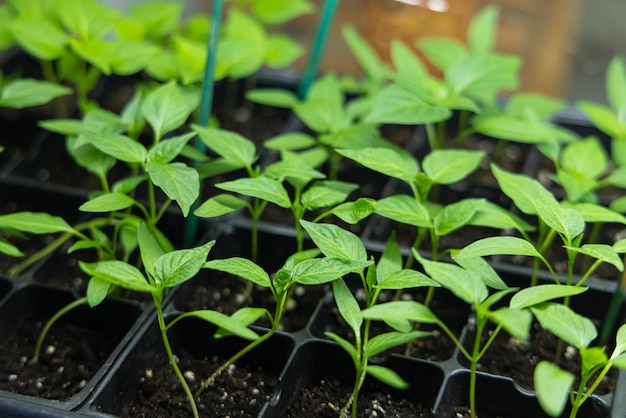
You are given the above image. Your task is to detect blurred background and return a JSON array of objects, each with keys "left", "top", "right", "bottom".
[{"left": 84, "top": 0, "right": 626, "bottom": 104}]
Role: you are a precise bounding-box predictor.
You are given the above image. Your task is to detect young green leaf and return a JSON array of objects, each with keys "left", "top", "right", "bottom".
[
  {"left": 155, "top": 241, "right": 215, "bottom": 288},
  {"left": 365, "top": 84, "right": 450, "bottom": 125},
  {"left": 455, "top": 236, "right": 546, "bottom": 262},
  {"left": 361, "top": 300, "right": 439, "bottom": 325},
  {"left": 137, "top": 222, "right": 165, "bottom": 279},
  {"left": 216, "top": 176, "right": 291, "bottom": 209},
  {"left": 79, "top": 260, "right": 153, "bottom": 293},
  {"left": 79, "top": 192, "right": 135, "bottom": 212},
  {"left": 292, "top": 258, "right": 372, "bottom": 285},
  {"left": 326, "top": 198, "right": 376, "bottom": 225},
  {"left": 534, "top": 361, "right": 574, "bottom": 418},
  {"left": 510, "top": 285, "right": 588, "bottom": 310},
  {"left": 337, "top": 147, "right": 419, "bottom": 183},
  {"left": 422, "top": 149, "right": 485, "bottom": 184},
  {"left": 564, "top": 244, "right": 624, "bottom": 271},
  {"left": 416, "top": 253, "right": 488, "bottom": 304},
  {"left": 147, "top": 132, "right": 196, "bottom": 164},
  {"left": 142, "top": 81, "right": 191, "bottom": 140},
  {"left": 146, "top": 161, "right": 199, "bottom": 216},
  {"left": 193, "top": 125, "right": 257, "bottom": 169},
  {"left": 491, "top": 163, "right": 555, "bottom": 215},
  {"left": 364, "top": 331, "right": 432, "bottom": 359},
  {"left": 332, "top": 278, "right": 362, "bottom": 336},
  {"left": 86, "top": 132, "right": 148, "bottom": 164},
  {"left": 194, "top": 194, "right": 248, "bottom": 218},
  {"left": 377, "top": 269, "right": 439, "bottom": 290},
  {"left": 468, "top": 4, "right": 499, "bottom": 53},
  {"left": 204, "top": 257, "right": 272, "bottom": 288},
  {"left": 300, "top": 220, "right": 367, "bottom": 261},
  {"left": 433, "top": 198, "right": 482, "bottom": 236},
  {"left": 178, "top": 310, "right": 260, "bottom": 341},
  {"left": 607, "top": 56, "right": 626, "bottom": 117},
  {"left": 366, "top": 365, "right": 410, "bottom": 390},
  {"left": 0, "top": 79, "right": 71, "bottom": 109},
  {"left": 375, "top": 194, "right": 431, "bottom": 228},
  {"left": 531, "top": 302, "right": 597, "bottom": 349},
  {"left": 0, "top": 212, "right": 75, "bottom": 234},
  {"left": 86, "top": 277, "right": 111, "bottom": 307},
  {"left": 301, "top": 181, "right": 358, "bottom": 210}
]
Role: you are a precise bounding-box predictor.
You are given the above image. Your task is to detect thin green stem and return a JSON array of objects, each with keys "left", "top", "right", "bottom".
[
  {"left": 154, "top": 298, "right": 199, "bottom": 418},
  {"left": 425, "top": 123, "right": 438, "bottom": 151},
  {"left": 32, "top": 297, "right": 88, "bottom": 363}
]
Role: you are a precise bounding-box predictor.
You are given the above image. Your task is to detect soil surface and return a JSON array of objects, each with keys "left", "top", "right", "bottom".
[
  {"left": 0, "top": 318, "right": 120, "bottom": 401},
  {"left": 285, "top": 375, "right": 433, "bottom": 418},
  {"left": 116, "top": 348, "right": 278, "bottom": 418}
]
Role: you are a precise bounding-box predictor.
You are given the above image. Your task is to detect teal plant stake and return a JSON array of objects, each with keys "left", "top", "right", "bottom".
[
  {"left": 184, "top": 0, "right": 224, "bottom": 247},
  {"left": 297, "top": 0, "right": 340, "bottom": 99}
]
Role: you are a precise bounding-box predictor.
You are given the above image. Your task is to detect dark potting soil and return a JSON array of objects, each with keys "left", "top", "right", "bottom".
[
  {"left": 118, "top": 348, "right": 278, "bottom": 418},
  {"left": 471, "top": 322, "right": 618, "bottom": 395},
  {"left": 0, "top": 318, "right": 120, "bottom": 400},
  {"left": 177, "top": 270, "right": 328, "bottom": 332},
  {"left": 285, "top": 375, "right": 432, "bottom": 418}
]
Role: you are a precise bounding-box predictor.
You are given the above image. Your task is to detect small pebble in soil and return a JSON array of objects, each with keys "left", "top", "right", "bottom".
[
  {"left": 144, "top": 368, "right": 153, "bottom": 379},
  {"left": 45, "top": 345, "right": 56, "bottom": 355},
  {"left": 7, "top": 374, "right": 17, "bottom": 382},
  {"left": 183, "top": 370, "right": 195, "bottom": 382},
  {"left": 565, "top": 345, "right": 577, "bottom": 360}
]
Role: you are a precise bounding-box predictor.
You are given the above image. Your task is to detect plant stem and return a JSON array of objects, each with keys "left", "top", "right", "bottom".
[
  {"left": 31, "top": 297, "right": 88, "bottom": 363},
  {"left": 154, "top": 299, "right": 199, "bottom": 418},
  {"left": 425, "top": 123, "right": 438, "bottom": 150},
  {"left": 468, "top": 318, "right": 486, "bottom": 418}
]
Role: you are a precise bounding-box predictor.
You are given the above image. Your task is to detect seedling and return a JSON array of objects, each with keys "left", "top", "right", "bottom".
[
  {"left": 197, "top": 219, "right": 373, "bottom": 393},
  {"left": 365, "top": 5, "right": 521, "bottom": 150},
  {"left": 509, "top": 287, "right": 626, "bottom": 417},
  {"left": 309, "top": 222, "right": 438, "bottom": 418}
]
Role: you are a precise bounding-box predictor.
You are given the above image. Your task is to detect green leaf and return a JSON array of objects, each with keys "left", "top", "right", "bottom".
[
  {"left": 204, "top": 257, "right": 271, "bottom": 288},
  {"left": 246, "top": 88, "right": 299, "bottom": 108},
  {"left": 300, "top": 220, "right": 366, "bottom": 261},
  {"left": 301, "top": 181, "right": 358, "bottom": 210},
  {"left": 455, "top": 236, "right": 546, "bottom": 262},
  {"left": 375, "top": 194, "right": 431, "bottom": 228},
  {"left": 564, "top": 202, "right": 626, "bottom": 225},
  {"left": 156, "top": 241, "right": 215, "bottom": 288},
  {"left": 147, "top": 132, "right": 196, "bottom": 164},
  {"left": 367, "top": 365, "right": 410, "bottom": 390},
  {"left": 193, "top": 125, "right": 257, "bottom": 168},
  {"left": 534, "top": 361, "right": 574, "bottom": 418},
  {"left": 423, "top": 149, "right": 485, "bottom": 185},
  {"left": 180, "top": 310, "right": 260, "bottom": 341},
  {"left": 86, "top": 131, "right": 147, "bottom": 163},
  {"left": 418, "top": 38, "right": 467, "bottom": 72},
  {"left": 378, "top": 269, "right": 439, "bottom": 290},
  {"left": 510, "top": 285, "right": 588, "bottom": 310},
  {"left": 580, "top": 346, "right": 608, "bottom": 378},
  {"left": 293, "top": 258, "right": 372, "bottom": 285},
  {"left": 531, "top": 302, "right": 597, "bottom": 349},
  {"left": 361, "top": 300, "right": 439, "bottom": 325},
  {"left": 560, "top": 137, "right": 607, "bottom": 180},
  {"left": 79, "top": 260, "right": 152, "bottom": 293},
  {"left": 328, "top": 198, "right": 377, "bottom": 225},
  {"left": 538, "top": 203, "right": 585, "bottom": 245},
  {"left": 86, "top": 277, "right": 111, "bottom": 307},
  {"left": 263, "top": 132, "right": 316, "bottom": 151},
  {"left": 343, "top": 25, "right": 387, "bottom": 81},
  {"left": 332, "top": 278, "right": 362, "bottom": 336},
  {"left": 417, "top": 254, "right": 488, "bottom": 304},
  {"left": 451, "top": 254, "right": 508, "bottom": 290},
  {"left": 607, "top": 57, "right": 626, "bottom": 117},
  {"left": 365, "top": 84, "right": 450, "bottom": 125},
  {"left": 264, "top": 34, "right": 303, "bottom": 68},
  {"left": 137, "top": 223, "right": 165, "bottom": 279},
  {"left": 9, "top": 18, "right": 67, "bottom": 60},
  {"left": 391, "top": 40, "right": 428, "bottom": 79},
  {"left": 491, "top": 163, "right": 555, "bottom": 216},
  {"left": 252, "top": 0, "right": 315, "bottom": 25},
  {"left": 0, "top": 212, "right": 74, "bottom": 234},
  {"left": 433, "top": 198, "right": 482, "bottom": 236},
  {"left": 79, "top": 192, "right": 135, "bottom": 212},
  {"left": 564, "top": 244, "right": 624, "bottom": 271},
  {"left": 146, "top": 161, "right": 199, "bottom": 216},
  {"left": 217, "top": 176, "right": 290, "bottom": 209},
  {"left": 325, "top": 331, "right": 359, "bottom": 360},
  {"left": 364, "top": 331, "right": 432, "bottom": 358},
  {"left": 614, "top": 323, "right": 626, "bottom": 357},
  {"left": 489, "top": 307, "right": 532, "bottom": 340},
  {"left": 468, "top": 5, "right": 499, "bottom": 53},
  {"left": 194, "top": 194, "right": 247, "bottom": 218},
  {"left": 0, "top": 238, "right": 23, "bottom": 257},
  {"left": 142, "top": 81, "right": 191, "bottom": 140},
  {"left": 337, "top": 147, "right": 419, "bottom": 183},
  {"left": 0, "top": 79, "right": 71, "bottom": 109},
  {"left": 376, "top": 231, "right": 402, "bottom": 281}
]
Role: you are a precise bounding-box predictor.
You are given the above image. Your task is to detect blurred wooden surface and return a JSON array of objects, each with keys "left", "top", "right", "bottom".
[{"left": 279, "top": 0, "right": 581, "bottom": 98}]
